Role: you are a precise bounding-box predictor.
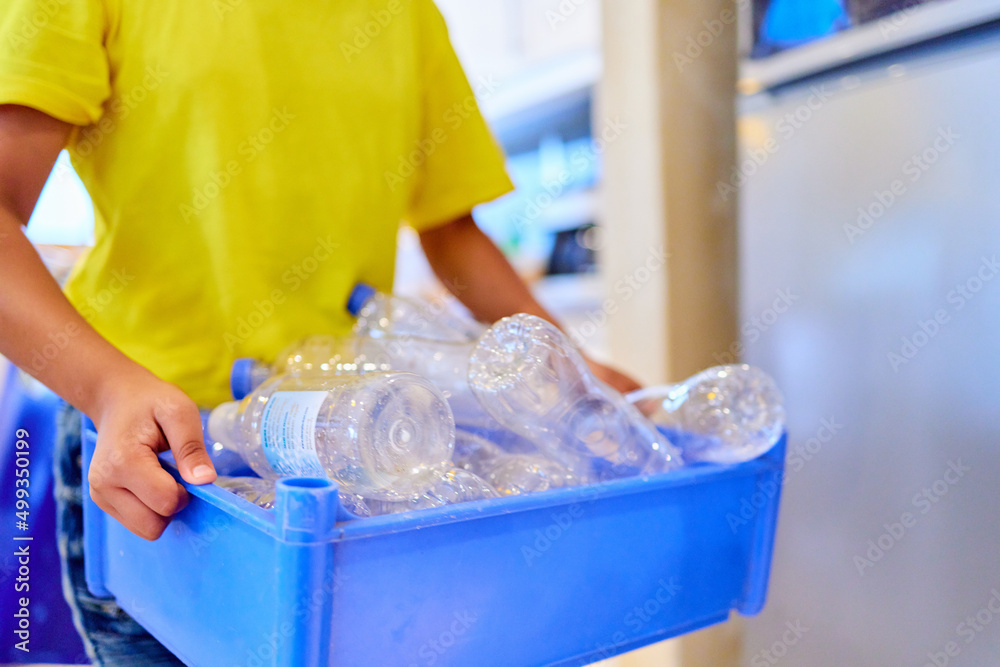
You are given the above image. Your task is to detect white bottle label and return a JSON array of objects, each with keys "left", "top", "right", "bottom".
[{"left": 260, "top": 391, "right": 328, "bottom": 477}]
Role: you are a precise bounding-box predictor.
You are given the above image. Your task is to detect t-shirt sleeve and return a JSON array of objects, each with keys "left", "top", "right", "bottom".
[
  {"left": 405, "top": 1, "right": 514, "bottom": 232},
  {"left": 0, "top": 0, "right": 110, "bottom": 126}
]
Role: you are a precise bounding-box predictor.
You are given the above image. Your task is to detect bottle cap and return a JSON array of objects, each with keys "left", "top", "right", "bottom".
[
  {"left": 346, "top": 282, "right": 377, "bottom": 316},
  {"left": 230, "top": 358, "right": 257, "bottom": 400}
]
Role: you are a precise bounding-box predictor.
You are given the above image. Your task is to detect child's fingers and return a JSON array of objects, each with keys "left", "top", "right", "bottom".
[
  {"left": 91, "top": 485, "right": 171, "bottom": 541},
  {"left": 153, "top": 396, "right": 217, "bottom": 485},
  {"left": 117, "top": 448, "right": 190, "bottom": 517}
]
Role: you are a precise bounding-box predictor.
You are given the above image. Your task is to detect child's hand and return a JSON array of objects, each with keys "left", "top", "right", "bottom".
[
  {"left": 88, "top": 373, "right": 217, "bottom": 540},
  {"left": 585, "top": 356, "right": 643, "bottom": 394}
]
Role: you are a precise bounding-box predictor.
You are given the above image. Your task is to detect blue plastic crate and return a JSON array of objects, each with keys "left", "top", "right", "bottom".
[{"left": 81, "top": 418, "right": 783, "bottom": 667}]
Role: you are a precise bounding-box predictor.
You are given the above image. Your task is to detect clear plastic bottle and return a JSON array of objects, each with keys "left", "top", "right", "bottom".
[
  {"left": 453, "top": 429, "right": 506, "bottom": 473},
  {"left": 347, "top": 282, "right": 484, "bottom": 342},
  {"left": 467, "top": 314, "right": 683, "bottom": 481},
  {"left": 455, "top": 424, "right": 540, "bottom": 457},
  {"left": 231, "top": 335, "right": 489, "bottom": 425},
  {"left": 338, "top": 491, "right": 373, "bottom": 519},
  {"left": 230, "top": 335, "right": 392, "bottom": 400},
  {"left": 353, "top": 336, "right": 488, "bottom": 425},
  {"left": 453, "top": 429, "right": 576, "bottom": 495},
  {"left": 362, "top": 468, "right": 498, "bottom": 516},
  {"left": 626, "top": 364, "right": 785, "bottom": 464},
  {"left": 199, "top": 409, "right": 257, "bottom": 476},
  {"left": 208, "top": 371, "right": 455, "bottom": 501},
  {"left": 480, "top": 455, "right": 577, "bottom": 496},
  {"left": 215, "top": 476, "right": 276, "bottom": 510}
]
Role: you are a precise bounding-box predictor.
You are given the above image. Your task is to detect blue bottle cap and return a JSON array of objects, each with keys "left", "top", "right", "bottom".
[
  {"left": 230, "top": 358, "right": 257, "bottom": 400},
  {"left": 346, "top": 282, "right": 377, "bottom": 316}
]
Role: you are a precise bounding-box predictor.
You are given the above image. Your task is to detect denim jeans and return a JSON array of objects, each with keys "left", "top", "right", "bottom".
[{"left": 53, "top": 401, "right": 185, "bottom": 666}]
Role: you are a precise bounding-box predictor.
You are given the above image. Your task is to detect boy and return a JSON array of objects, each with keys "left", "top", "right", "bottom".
[{"left": 0, "top": 0, "right": 638, "bottom": 661}]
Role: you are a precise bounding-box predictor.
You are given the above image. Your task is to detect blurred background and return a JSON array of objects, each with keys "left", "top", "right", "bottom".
[{"left": 9, "top": 0, "right": 1000, "bottom": 665}]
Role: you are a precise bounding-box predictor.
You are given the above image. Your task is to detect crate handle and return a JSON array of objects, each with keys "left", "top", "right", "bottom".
[
  {"left": 80, "top": 417, "right": 112, "bottom": 597},
  {"left": 275, "top": 477, "right": 343, "bottom": 544}
]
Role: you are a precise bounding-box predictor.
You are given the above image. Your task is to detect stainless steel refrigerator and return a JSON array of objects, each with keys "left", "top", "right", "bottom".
[{"left": 737, "top": 1, "right": 1000, "bottom": 664}]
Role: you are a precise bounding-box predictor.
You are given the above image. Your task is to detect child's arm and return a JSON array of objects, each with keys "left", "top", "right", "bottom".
[
  {"left": 419, "top": 214, "right": 642, "bottom": 393},
  {"left": 0, "top": 104, "right": 216, "bottom": 540}
]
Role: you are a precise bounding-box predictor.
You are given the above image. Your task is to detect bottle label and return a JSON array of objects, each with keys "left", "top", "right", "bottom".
[{"left": 259, "top": 391, "right": 328, "bottom": 477}]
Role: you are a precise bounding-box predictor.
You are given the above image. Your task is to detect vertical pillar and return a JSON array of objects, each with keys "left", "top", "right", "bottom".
[
  {"left": 600, "top": 0, "right": 741, "bottom": 665},
  {"left": 274, "top": 478, "right": 341, "bottom": 667}
]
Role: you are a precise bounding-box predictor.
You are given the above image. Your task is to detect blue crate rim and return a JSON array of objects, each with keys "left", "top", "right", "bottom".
[{"left": 157, "top": 435, "right": 786, "bottom": 543}]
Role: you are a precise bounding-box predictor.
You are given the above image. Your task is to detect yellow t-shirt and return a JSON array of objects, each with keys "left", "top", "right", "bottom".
[{"left": 0, "top": 0, "right": 512, "bottom": 406}]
